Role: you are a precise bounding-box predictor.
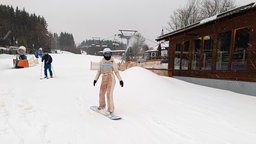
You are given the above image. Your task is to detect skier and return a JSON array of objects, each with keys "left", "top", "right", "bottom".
[
  {"left": 38, "top": 48, "right": 43, "bottom": 58},
  {"left": 93, "top": 48, "right": 124, "bottom": 114},
  {"left": 41, "top": 50, "right": 53, "bottom": 78},
  {"left": 35, "top": 48, "right": 43, "bottom": 58}
]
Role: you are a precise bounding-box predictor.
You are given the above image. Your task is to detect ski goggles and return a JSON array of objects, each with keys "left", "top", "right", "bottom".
[{"left": 103, "top": 52, "right": 112, "bottom": 56}]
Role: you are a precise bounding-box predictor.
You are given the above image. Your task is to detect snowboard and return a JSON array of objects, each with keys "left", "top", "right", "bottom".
[{"left": 90, "top": 106, "right": 122, "bottom": 120}]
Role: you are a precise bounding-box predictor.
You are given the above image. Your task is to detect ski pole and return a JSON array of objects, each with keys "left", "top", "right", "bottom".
[
  {"left": 51, "top": 64, "right": 56, "bottom": 77},
  {"left": 40, "top": 62, "right": 43, "bottom": 79}
]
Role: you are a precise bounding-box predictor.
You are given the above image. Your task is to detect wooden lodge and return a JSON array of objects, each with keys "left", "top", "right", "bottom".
[{"left": 156, "top": 2, "right": 256, "bottom": 82}]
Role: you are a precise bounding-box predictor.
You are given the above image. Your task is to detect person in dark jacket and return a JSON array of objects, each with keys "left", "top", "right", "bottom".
[{"left": 41, "top": 51, "right": 53, "bottom": 78}]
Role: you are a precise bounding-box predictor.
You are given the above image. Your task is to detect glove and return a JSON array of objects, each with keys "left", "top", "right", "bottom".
[
  {"left": 93, "top": 80, "right": 97, "bottom": 86},
  {"left": 120, "top": 80, "right": 124, "bottom": 87}
]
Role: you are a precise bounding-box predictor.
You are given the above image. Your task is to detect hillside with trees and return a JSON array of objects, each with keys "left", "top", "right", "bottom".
[
  {"left": 0, "top": 5, "right": 48, "bottom": 53},
  {"left": 77, "top": 39, "right": 126, "bottom": 55},
  {"left": 0, "top": 4, "right": 79, "bottom": 54}
]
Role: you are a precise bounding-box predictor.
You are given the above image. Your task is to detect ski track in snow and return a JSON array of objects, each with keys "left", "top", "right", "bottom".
[{"left": 0, "top": 88, "right": 50, "bottom": 144}]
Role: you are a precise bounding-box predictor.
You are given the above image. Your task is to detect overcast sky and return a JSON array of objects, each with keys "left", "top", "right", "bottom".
[{"left": 1, "top": 0, "right": 254, "bottom": 47}]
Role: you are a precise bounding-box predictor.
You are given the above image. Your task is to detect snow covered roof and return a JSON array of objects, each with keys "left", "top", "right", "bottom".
[
  {"left": 0, "top": 47, "right": 7, "bottom": 50},
  {"left": 199, "top": 15, "right": 217, "bottom": 24},
  {"left": 98, "top": 49, "right": 125, "bottom": 53},
  {"left": 156, "top": 2, "right": 256, "bottom": 41}
]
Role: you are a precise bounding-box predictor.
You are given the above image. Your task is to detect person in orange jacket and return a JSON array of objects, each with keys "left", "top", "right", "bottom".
[{"left": 93, "top": 48, "right": 124, "bottom": 114}]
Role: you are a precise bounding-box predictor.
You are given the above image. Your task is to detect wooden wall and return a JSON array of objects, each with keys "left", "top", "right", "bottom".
[{"left": 167, "top": 8, "right": 256, "bottom": 82}]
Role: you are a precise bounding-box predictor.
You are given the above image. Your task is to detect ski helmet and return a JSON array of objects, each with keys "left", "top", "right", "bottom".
[
  {"left": 103, "top": 48, "right": 112, "bottom": 60},
  {"left": 103, "top": 48, "right": 111, "bottom": 55}
]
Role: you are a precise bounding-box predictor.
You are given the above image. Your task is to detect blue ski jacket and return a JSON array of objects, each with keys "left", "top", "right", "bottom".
[{"left": 42, "top": 54, "right": 53, "bottom": 64}]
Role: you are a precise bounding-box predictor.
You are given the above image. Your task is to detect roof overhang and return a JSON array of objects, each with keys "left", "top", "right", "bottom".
[{"left": 156, "top": 2, "right": 256, "bottom": 42}]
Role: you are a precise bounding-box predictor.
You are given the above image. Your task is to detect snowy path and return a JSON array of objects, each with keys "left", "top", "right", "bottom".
[{"left": 1, "top": 53, "right": 256, "bottom": 144}]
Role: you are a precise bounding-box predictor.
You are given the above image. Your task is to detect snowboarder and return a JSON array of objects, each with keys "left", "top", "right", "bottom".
[
  {"left": 41, "top": 50, "right": 53, "bottom": 78},
  {"left": 93, "top": 48, "right": 124, "bottom": 114}
]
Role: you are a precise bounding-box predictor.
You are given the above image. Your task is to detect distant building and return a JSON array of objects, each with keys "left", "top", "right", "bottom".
[
  {"left": 98, "top": 49, "right": 125, "bottom": 57},
  {"left": 156, "top": 2, "right": 256, "bottom": 82},
  {"left": 142, "top": 43, "right": 168, "bottom": 61},
  {"left": 143, "top": 49, "right": 167, "bottom": 61}
]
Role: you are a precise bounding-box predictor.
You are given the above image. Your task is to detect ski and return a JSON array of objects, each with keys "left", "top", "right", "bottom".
[
  {"left": 90, "top": 106, "right": 121, "bottom": 120},
  {"left": 40, "top": 77, "right": 48, "bottom": 80},
  {"left": 40, "top": 77, "right": 53, "bottom": 80}
]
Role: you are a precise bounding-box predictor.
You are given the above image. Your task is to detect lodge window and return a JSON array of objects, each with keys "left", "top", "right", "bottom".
[
  {"left": 231, "top": 27, "right": 249, "bottom": 70},
  {"left": 192, "top": 37, "right": 201, "bottom": 70},
  {"left": 174, "top": 43, "right": 181, "bottom": 70},
  {"left": 182, "top": 41, "right": 189, "bottom": 70},
  {"left": 216, "top": 31, "right": 231, "bottom": 70},
  {"left": 202, "top": 35, "right": 214, "bottom": 70}
]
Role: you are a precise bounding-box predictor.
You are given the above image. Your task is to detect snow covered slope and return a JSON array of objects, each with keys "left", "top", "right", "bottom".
[{"left": 1, "top": 53, "right": 256, "bottom": 144}]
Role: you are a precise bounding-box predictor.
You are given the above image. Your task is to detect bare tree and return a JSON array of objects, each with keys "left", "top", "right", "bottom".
[
  {"left": 167, "top": 9, "right": 182, "bottom": 31},
  {"left": 199, "top": 0, "right": 219, "bottom": 19},
  {"left": 167, "top": 0, "right": 199, "bottom": 31},
  {"left": 199, "top": 0, "right": 236, "bottom": 19},
  {"left": 166, "top": 0, "right": 236, "bottom": 32}
]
